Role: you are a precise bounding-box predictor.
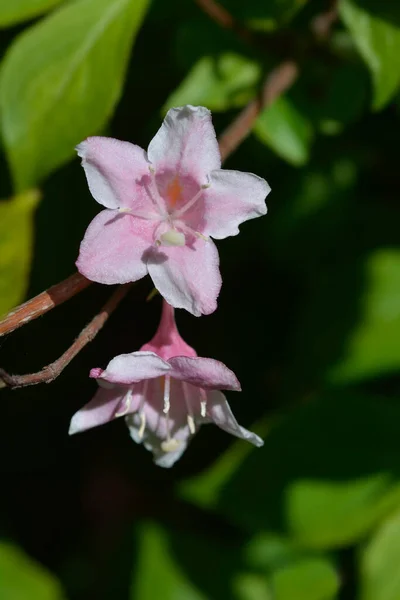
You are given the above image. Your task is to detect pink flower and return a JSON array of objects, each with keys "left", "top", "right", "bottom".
[
  {"left": 69, "top": 301, "right": 263, "bottom": 467},
  {"left": 76, "top": 105, "right": 270, "bottom": 316}
]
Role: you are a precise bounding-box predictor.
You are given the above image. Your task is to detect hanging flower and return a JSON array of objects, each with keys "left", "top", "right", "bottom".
[
  {"left": 69, "top": 301, "right": 263, "bottom": 467},
  {"left": 76, "top": 105, "right": 270, "bottom": 316}
]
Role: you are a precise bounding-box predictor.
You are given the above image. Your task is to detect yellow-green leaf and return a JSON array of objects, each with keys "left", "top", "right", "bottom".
[
  {"left": 360, "top": 508, "right": 400, "bottom": 600},
  {"left": 0, "top": 0, "right": 64, "bottom": 27},
  {"left": 0, "top": 541, "right": 66, "bottom": 600},
  {"left": 253, "top": 97, "right": 313, "bottom": 166},
  {"left": 0, "top": 190, "right": 40, "bottom": 316},
  {"left": 0, "top": 0, "right": 149, "bottom": 191}
]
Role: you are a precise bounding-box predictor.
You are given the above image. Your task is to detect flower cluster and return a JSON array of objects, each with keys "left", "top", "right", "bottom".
[{"left": 70, "top": 105, "right": 270, "bottom": 467}]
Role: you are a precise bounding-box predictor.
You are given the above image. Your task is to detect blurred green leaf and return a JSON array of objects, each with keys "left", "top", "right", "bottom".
[
  {"left": 271, "top": 557, "right": 339, "bottom": 600},
  {"left": 217, "top": 393, "right": 400, "bottom": 549},
  {"left": 0, "top": 0, "right": 64, "bottom": 27},
  {"left": 329, "top": 249, "right": 400, "bottom": 383},
  {"left": 253, "top": 97, "right": 313, "bottom": 166},
  {"left": 0, "top": 189, "right": 40, "bottom": 316},
  {"left": 0, "top": 0, "right": 149, "bottom": 191},
  {"left": 0, "top": 541, "right": 66, "bottom": 599},
  {"left": 360, "top": 508, "right": 400, "bottom": 600},
  {"left": 131, "top": 524, "right": 206, "bottom": 600},
  {"left": 163, "top": 53, "right": 261, "bottom": 113},
  {"left": 244, "top": 534, "right": 339, "bottom": 600},
  {"left": 219, "top": 0, "right": 308, "bottom": 31},
  {"left": 339, "top": 0, "right": 400, "bottom": 109}
]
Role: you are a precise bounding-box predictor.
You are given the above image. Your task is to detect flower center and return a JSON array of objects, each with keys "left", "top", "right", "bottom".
[{"left": 119, "top": 167, "right": 210, "bottom": 247}]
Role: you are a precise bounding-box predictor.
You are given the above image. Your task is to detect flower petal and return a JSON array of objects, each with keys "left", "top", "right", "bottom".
[
  {"left": 169, "top": 356, "right": 241, "bottom": 391},
  {"left": 125, "top": 378, "right": 192, "bottom": 468},
  {"left": 206, "top": 390, "right": 264, "bottom": 447},
  {"left": 202, "top": 170, "right": 270, "bottom": 239},
  {"left": 76, "top": 136, "right": 151, "bottom": 210},
  {"left": 69, "top": 386, "right": 127, "bottom": 434},
  {"left": 99, "top": 351, "right": 171, "bottom": 385},
  {"left": 76, "top": 209, "right": 154, "bottom": 284},
  {"left": 146, "top": 238, "right": 222, "bottom": 316},
  {"left": 147, "top": 106, "right": 221, "bottom": 183}
]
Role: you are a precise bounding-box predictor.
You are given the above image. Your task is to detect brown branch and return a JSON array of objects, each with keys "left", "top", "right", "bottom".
[
  {"left": 0, "top": 284, "right": 131, "bottom": 389},
  {"left": 0, "top": 272, "right": 91, "bottom": 337},
  {"left": 194, "top": 0, "right": 254, "bottom": 46},
  {"left": 218, "top": 60, "right": 299, "bottom": 162}
]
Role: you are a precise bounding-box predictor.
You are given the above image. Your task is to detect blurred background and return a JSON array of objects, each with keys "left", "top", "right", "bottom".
[{"left": 0, "top": 0, "right": 399, "bottom": 598}]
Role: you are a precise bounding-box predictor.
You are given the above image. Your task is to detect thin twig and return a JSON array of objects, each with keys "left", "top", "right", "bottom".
[
  {"left": 0, "top": 272, "right": 91, "bottom": 337},
  {"left": 194, "top": 0, "right": 254, "bottom": 45},
  {"left": 218, "top": 60, "right": 299, "bottom": 161},
  {"left": 0, "top": 284, "right": 131, "bottom": 389}
]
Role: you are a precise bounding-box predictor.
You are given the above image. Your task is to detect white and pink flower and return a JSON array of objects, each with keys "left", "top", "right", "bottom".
[
  {"left": 76, "top": 105, "right": 270, "bottom": 316},
  {"left": 69, "top": 301, "right": 263, "bottom": 467}
]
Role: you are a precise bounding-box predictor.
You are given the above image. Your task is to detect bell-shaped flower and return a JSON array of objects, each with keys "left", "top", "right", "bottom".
[
  {"left": 69, "top": 301, "right": 263, "bottom": 467},
  {"left": 75, "top": 105, "right": 270, "bottom": 316}
]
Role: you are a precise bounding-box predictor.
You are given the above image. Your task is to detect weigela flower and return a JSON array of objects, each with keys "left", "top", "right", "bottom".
[
  {"left": 69, "top": 301, "right": 263, "bottom": 467},
  {"left": 76, "top": 105, "right": 270, "bottom": 316}
]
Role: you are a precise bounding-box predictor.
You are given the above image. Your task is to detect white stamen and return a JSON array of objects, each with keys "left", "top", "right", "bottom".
[
  {"left": 182, "top": 382, "right": 196, "bottom": 435},
  {"left": 115, "top": 388, "right": 132, "bottom": 417},
  {"left": 201, "top": 400, "right": 207, "bottom": 418},
  {"left": 138, "top": 411, "right": 146, "bottom": 440},
  {"left": 163, "top": 376, "right": 171, "bottom": 414},
  {"left": 175, "top": 221, "right": 209, "bottom": 241},
  {"left": 118, "top": 207, "right": 160, "bottom": 220},
  {"left": 148, "top": 166, "right": 167, "bottom": 215},
  {"left": 187, "top": 415, "right": 196, "bottom": 434},
  {"left": 173, "top": 183, "right": 210, "bottom": 218},
  {"left": 97, "top": 378, "right": 115, "bottom": 389},
  {"left": 160, "top": 229, "right": 186, "bottom": 246},
  {"left": 161, "top": 438, "right": 181, "bottom": 452}
]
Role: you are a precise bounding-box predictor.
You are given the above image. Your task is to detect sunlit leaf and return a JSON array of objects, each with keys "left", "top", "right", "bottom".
[
  {"left": 131, "top": 524, "right": 206, "bottom": 600},
  {"left": 218, "top": 393, "right": 400, "bottom": 549},
  {"left": 0, "top": 541, "right": 65, "bottom": 600},
  {"left": 163, "top": 53, "right": 261, "bottom": 113},
  {"left": 0, "top": 0, "right": 64, "bottom": 27},
  {"left": 0, "top": 189, "right": 40, "bottom": 316},
  {"left": 339, "top": 0, "right": 400, "bottom": 109},
  {"left": 360, "top": 508, "right": 400, "bottom": 600},
  {"left": 253, "top": 97, "right": 313, "bottom": 166},
  {"left": 329, "top": 250, "right": 400, "bottom": 383},
  {"left": 0, "top": 0, "right": 149, "bottom": 191}
]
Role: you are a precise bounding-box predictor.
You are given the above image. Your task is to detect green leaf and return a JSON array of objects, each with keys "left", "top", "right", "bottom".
[
  {"left": 0, "top": 0, "right": 64, "bottom": 27},
  {"left": 271, "top": 558, "right": 339, "bottom": 600},
  {"left": 131, "top": 524, "right": 206, "bottom": 600},
  {"left": 163, "top": 53, "right": 261, "bottom": 113},
  {"left": 0, "top": 0, "right": 149, "bottom": 191},
  {"left": 339, "top": 0, "right": 400, "bottom": 109},
  {"left": 0, "top": 190, "right": 40, "bottom": 316},
  {"left": 244, "top": 534, "right": 340, "bottom": 600},
  {"left": 253, "top": 97, "right": 313, "bottom": 166},
  {"left": 0, "top": 541, "right": 66, "bottom": 599},
  {"left": 329, "top": 249, "right": 400, "bottom": 383},
  {"left": 360, "top": 508, "right": 400, "bottom": 600},
  {"left": 217, "top": 393, "right": 400, "bottom": 549}
]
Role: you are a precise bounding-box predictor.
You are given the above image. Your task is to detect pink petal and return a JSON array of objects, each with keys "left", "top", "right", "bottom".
[
  {"left": 206, "top": 390, "right": 264, "bottom": 447},
  {"left": 76, "top": 209, "right": 154, "bottom": 284},
  {"left": 100, "top": 351, "right": 171, "bottom": 385},
  {"left": 69, "top": 386, "right": 131, "bottom": 434},
  {"left": 202, "top": 169, "right": 270, "bottom": 239},
  {"left": 146, "top": 238, "right": 222, "bottom": 316},
  {"left": 169, "top": 357, "right": 241, "bottom": 391},
  {"left": 76, "top": 137, "right": 151, "bottom": 210},
  {"left": 147, "top": 106, "right": 221, "bottom": 183}
]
